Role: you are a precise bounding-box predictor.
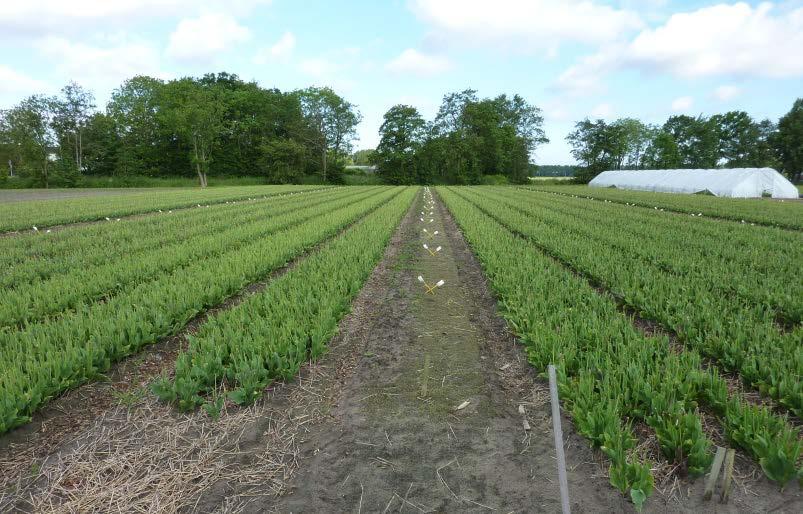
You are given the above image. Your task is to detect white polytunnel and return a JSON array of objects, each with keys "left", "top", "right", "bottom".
[{"left": 589, "top": 168, "right": 800, "bottom": 199}]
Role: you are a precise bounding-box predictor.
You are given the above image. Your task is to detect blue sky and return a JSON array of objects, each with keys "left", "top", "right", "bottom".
[{"left": 1, "top": 1, "right": 802, "bottom": 163}]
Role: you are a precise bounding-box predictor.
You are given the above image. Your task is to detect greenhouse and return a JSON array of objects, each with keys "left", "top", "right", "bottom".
[{"left": 589, "top": 168, "right": 800, "bottom": 199}]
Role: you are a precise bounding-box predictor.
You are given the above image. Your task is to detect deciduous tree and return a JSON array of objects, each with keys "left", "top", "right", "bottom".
[
  {"left": 774, "top": 98, "right": 803, "bottom": 182},
  {"left": 295, "top": 87, "right": 361, "bottom": 182}
]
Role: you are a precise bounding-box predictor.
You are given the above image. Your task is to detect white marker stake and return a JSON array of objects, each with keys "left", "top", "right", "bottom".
[
  {"left": 548, "top": 364, "right": 571, "bottom": 514},
  {"left": 418, "top": 276, "right": 445, "bottom": 294}
]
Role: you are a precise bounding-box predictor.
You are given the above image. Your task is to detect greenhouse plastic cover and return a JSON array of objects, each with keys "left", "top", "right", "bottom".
[{"left": 589, "top": 168, "right": 800, "bottom": 199}]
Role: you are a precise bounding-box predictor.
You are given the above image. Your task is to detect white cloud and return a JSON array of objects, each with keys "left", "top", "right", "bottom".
[
  {"left": 35, "top": 36, "right": 165, "bottom": 87},
  {"left": 0, "top": 66, "right": 50, "bottom": 95},
  {"left": 553, "top": 47, "right": 621, "bottom": 96},
  {"left": 542, "top": 98, "right": 571, "bottom": 122},
  {"left": 713, "top": 85, "right": 742, "bottom": 102},
  {"left": 385, "top": 49, "right": 452, "bottom": 76},
  {"left": 298, "top": 58, "right": 341, "bottom": 78},
  {"left": 295, "top": 47, "right": 367, "bottom": 92},
  {"left": 590, "top": 103, "right": 614, "bottom": 119},
  {"left": 411, "top": 0, "right": 643, "bottom": 52},
  {"left": 554, "top": 2, "right": 803, "bottom": 96},
  {"left": 627, "top": 3, "right": 803, "bottom": 78},
  {"left": 0, "top": 1, "right": 270, "bottom": 37},
  {"left": 671, "top": 96, "right": 694, "bottom": 112},
  {"left": 166, "top": 13, "right": 251, "bottom": 63},
  {"left": 254, "top": 31, "right": 296, "bottom": 64}
]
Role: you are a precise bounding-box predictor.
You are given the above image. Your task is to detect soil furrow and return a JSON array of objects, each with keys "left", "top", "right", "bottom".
[{"left": 264, "top": 190, "right": 625, "bottom": 513}]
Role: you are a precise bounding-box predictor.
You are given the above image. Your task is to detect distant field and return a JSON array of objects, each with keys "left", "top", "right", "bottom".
[
  {"left": 529, "top": 184, "right": 803, "bottom": 230},
  {"left": 528, "top": 176, "right": 573, "bottom": 181},
  {"left": 0, "top": 185, "right": 327, "bottom": 232},
  {"left": 0, "top": 188, "right": 184, "bottom": 203}
]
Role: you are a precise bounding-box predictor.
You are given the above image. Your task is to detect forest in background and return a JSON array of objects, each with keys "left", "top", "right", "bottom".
[
  {"left": 566, "top": 100, "right": 803, "bottom": 183},
  {"left": 372, "top": 89, "right": 547, "bottom": 185},
  {"left": 1, "top": 73, "right": 801, "bottom": 187},
  {"left": 0, "top": 73, "right": 360, "bottom": 188}
]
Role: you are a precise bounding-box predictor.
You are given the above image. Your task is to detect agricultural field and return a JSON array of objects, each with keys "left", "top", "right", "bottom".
[
  {"left": 530, "top": 184, "right": 803, "bottom": 230},
  {"left": 0, "top": 185, "right": 800, "bottom": 512},
  {"left": 0, "top": 185, "right": 326, "bottom": 233}
]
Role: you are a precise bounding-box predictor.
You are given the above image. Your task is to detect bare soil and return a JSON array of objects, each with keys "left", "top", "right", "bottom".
[{"left": 0, "top": 189, "right": 798, "bottom": 513}]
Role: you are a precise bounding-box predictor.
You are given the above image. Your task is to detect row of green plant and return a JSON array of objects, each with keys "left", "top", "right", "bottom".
[
  {"left": 529, "top": 185, "right": 803, "bottom": 230},
  {"left": 528, "top": 187, "right": 799, "bottom": 258},
  {"left": 459, "top": 187, "right": 801, "bottom": 417},
  {"left": 504, "top": 188, "right": 802, "bottom": 325},
  {"left": 439, "top": 187, "right": 801, "bottom": 510},
  {"left": 153, "top": 187, "right": 416, "bottom": 411},
  {"left": 0, "top": 184, "right": 325, "bottom": 233},
  {"left": 0, "top": 187, "right": 402, "bottom": 434},
  {"left": 0, "top": 188, "right": 362, "bottom": 289},
  {"left": 0, "top": 187, "right": 335, "bottom": 275},
  {"left": 0, "top": 188, "right": 381, "bottom": 327}
]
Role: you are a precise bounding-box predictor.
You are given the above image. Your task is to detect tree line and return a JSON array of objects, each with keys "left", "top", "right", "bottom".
[
  {"left": 373, "top": 89, "right": 548, "bottom": 184},
  {"left": 567, "top": 99, "right": 803, "bottom": 183},
  {"left": 0, "top": 73, "right": 361, "bottom": 187}
]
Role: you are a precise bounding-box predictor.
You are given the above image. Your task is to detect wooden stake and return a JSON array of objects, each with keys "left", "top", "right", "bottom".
[
  {"left": 719, "top": 449, "right": 736, "bottom": 504},
  {"left": 548, "top": 364, "right": 571, "bottom": 514},
  {"left": 704, "top": 446, "right": 726, "bottom": 500}
]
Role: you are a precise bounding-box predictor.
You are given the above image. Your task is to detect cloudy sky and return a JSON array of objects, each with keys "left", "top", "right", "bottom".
[{"left": 1, "top": 0, "right": 802, "bottom": 163}]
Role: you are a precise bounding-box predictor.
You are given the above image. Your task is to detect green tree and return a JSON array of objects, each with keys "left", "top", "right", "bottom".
[
  {"left": 613, "top": 118, "right": 651, "bottom": 169},
  {"left": 295, "top": 87, "right": 361, "bottom": 183},
  {"left": 711, "top": 111, "right": 764, "bottom": 167},
  {"left": 107, "top": 75, "right": 171, "bottom": 177},
  {"left": 643, "top": 130, "right": 682, "bottom": 169},
  {"left": 352, "top": 149, "right": 375, "bottom": 165},
  {"left": 774, "top": 98, "right": 803, "bottom": 182},
  {"left": 375, "top": 105, "right": 427, "bottom": 184},
  {"left": 427, "top": 91, "right": 546, "bottom": 183},
  {"left": 258, "top": 139, "right": 305, "bottom": 183},
  {"left": 82, "top": 112, "right": 120, "bottom": 176},
  {"left": 566, "top": 119, "right": 613, "bottom": 182},
  {"left": 754, "top": 119, "right": 779, "bottom": 169},
  {"left": 4, "top": 95, "right": 57, "bottom": 187},
  {"left": 0, "top": 110, "right": 16, "bottom": 179},
  {"left": 663, "top": 115, "right": 720, "bottom": 168},
  {"left": 432, "top": 89, "right": 478, "bottom": 135},
  {"left": 51, "top": 82, "right": 96, "bottom": 173},
  {"left": 158, "top": 78, "right": 229, "bottom": 187}
]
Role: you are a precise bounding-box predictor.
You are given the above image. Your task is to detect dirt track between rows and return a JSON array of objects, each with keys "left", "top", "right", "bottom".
[{"left": 264, "top": 190, "right": 627, "bottom": 513}]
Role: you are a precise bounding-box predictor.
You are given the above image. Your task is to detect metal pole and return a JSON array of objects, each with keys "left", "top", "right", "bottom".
[{"left": 548, "top": 364, "right": 571, "bottom": 514}]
